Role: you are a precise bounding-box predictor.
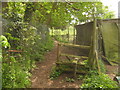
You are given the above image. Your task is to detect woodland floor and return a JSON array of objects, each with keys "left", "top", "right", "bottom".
[{"left": 31, "top": 41, "right": 118, "bottom": 88}]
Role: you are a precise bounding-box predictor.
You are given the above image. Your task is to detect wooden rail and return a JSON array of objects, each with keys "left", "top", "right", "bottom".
[
  {"left": 58, "top": 67, "right": 88, "bottom": 74},
  {"left": 56, "top": 61, "right": 85, "bottom": 66},
  {"left": 60, "top": 53, "right": 88, "bottom": 60},
  {"left": 58, "top": 42, "right": 90, "bottom": 49}
]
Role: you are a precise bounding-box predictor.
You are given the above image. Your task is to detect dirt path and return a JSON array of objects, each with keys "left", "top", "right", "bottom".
[
  {"left": 105, "top": 65, "right": 118, "bottom": 80},
  {"left": 31, "top": 41, "right": 82, "bottom": 88}
]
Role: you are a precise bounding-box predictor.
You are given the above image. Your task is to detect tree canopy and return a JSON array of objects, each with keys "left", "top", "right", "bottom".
[{"left": 3, "top": 2, "right": 114, "bottom": 29}]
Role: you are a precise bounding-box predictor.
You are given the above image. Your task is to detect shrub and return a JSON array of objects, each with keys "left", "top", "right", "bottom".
[
  {"left": 81, "top": 71, "right": 118, "bottom": 88},
  {"left": 2, "top": 56, "right": 31, "bottom": 88}
]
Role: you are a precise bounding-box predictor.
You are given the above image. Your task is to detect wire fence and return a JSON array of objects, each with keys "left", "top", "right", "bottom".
[{"left": 50, "top": 26, "right": 76, "bottom": 44}]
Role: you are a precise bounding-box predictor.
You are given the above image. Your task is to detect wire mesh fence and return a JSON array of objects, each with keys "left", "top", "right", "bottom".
[{"left": 50, "top": 26, "right": 76, "bottom": 44}]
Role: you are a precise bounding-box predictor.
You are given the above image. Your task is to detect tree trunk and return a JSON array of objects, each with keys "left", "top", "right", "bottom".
[
  {"left": 88, "top": 17, "right": 98, "bottom": 70},
  {"left": 68, "top": 27, "right": 70, "bottom": 42},
  {"left": 24, "top": 3, "right": 35, "bottom": 23}
]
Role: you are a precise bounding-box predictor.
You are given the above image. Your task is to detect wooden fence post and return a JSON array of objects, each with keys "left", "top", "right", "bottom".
[
  {"left": 57, "top": 43, "right": 60, "bottom": 62},
  {"left": 73, "top": 27, "right": 76, "bottom": 44}
]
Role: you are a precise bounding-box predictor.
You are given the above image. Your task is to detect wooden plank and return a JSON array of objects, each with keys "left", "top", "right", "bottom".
[
  {"left": 60, "top": 68, "right": 87, "bottom": 74},
  {"left": 56, "top": 61, "right": 86, "bottom": 66},
  {"left": 60, "top": 53, "right": 88, "bottom": 59},
  {"left": 58, "top": 42, "right": 90, "bottom": 49}
]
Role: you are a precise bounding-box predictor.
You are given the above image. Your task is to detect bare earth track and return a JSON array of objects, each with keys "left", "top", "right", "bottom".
[{"left": 31, "top": 41, "right": 82, "bottom": 88}]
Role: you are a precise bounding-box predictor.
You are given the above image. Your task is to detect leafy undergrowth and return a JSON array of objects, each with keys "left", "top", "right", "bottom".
[
  {"left": 2, "top": 35, "right": 53, "bottom": 88},
  {"left": 2, "top": 56, "right": 32, "bottom": 88},
  {"left": 65, "top": 77, "right": 75, "bottom": 82},
  {"left": 81, "top": 71, "right": 118, "bottom": 88},
  {"left": 2, "top": 37, "right": 53, "bottom": 88},
  {"left": 49, "top": 66, "right": 63, "bottom": 80}
]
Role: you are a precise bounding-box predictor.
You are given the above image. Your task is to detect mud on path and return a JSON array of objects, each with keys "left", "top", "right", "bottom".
[{"left": 31, "top": 41, "right": 82, "bottom": 88}]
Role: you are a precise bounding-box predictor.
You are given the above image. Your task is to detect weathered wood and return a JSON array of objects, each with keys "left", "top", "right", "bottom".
[
  {"left": 88, "top": 15, "right": 97, "bottom": 70},
  {"left": 73, "top": 27, "right": 76, "bottom": 44},
  {"left": 93, "top": 18, "right": 97, "bottom": 69},
  {"left": 74, "top": 59, "right": 79, "bottom": 78},
  {"left": 60, "top": 53, "right": 88, "bottom": 59},
  {"left": 95, "top": 50, "right": 100, "bottom": 73},
  {"left": 101, "top": 55, "right": 112, "bottom": 65},
  {"left": 56, "top": 61, "right": 85, "bottom": 66},
  {"left": 66, "top": 56, "right": 71, "bottom": 61},
  {"left": 57, "top": 43, "right": 60, "bottom": 62},
  {"left": 59, "top": 42, "right": 90, "bottom": 49},
  {"left": 59, "top": 68, "right": 87, "bottom": 74},
  {"left": 95, "top": 26, "right": 101, "bottom": 73}
]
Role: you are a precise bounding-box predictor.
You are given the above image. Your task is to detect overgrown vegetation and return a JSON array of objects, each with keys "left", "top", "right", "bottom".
[
  {"left": 81, "top": 71, "right": 118, "bottom": 88},
  {"left": 50, "top": 66, "right": 63, "bottom": 80},
  {"left": 77, "top": 75, "right": 84, "bottom": 80},
  {"left": 2, "top": 2, "right": 54, "bottom": 88},
  {"left": 99, "top": 59, "right": 106, "bottom": 73}
]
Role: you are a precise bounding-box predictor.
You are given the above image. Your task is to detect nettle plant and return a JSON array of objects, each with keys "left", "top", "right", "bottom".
[{"left": 1, "top": 35, "right": 32, "bottom": 88}]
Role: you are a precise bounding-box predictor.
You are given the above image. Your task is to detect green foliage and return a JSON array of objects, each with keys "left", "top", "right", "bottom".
[
  {"left": 50, "top": 66, "right": 62, "bottom": 80},
  {"left": 2, "top": 2, "right": 54, "bottom": 88},
  {"left": 2, "top": 25, "right": 53, "bottom": 88},
  {"left": 2, "top": 56, "right": 31, "bottom": 88},
  {"left": 81, "top": 71, "right": 118, "bottom": 88},
  {"left": 0, "top": 35, "right": 10, "bottom": 62},
  {"left": 65, "top": 77, "right": 75, "bottom": 82},
  {"left": 81, "top": 60, "right": 88, "bottom": 65},
  {"left": 30, "top": 2, "right": 114, "bottom": 29},
  {"left": 43, "top": 35, "right": 54, "bottom": 51},
  {"left": 0, "top": 35, "right": 10, "bottom": 48},
  {"left": 77, "top": 75, "right": 84, "bottom": 80},
  {"left": 54, "top": 35, "right": 69, "bottom": 43},
  {"left": 99, "top": 59, "right": 106, "bottom": 73}
]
